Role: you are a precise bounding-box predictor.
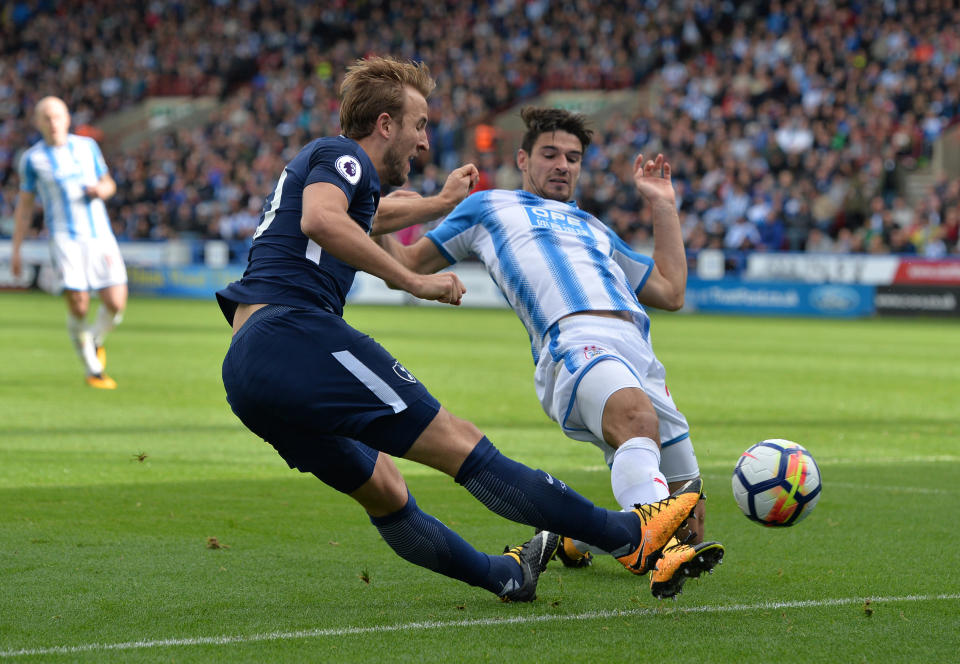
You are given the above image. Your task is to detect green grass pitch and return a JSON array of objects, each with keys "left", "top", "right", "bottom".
[{"left": 1, "top": 291, "right": 958, "bottom": 662}]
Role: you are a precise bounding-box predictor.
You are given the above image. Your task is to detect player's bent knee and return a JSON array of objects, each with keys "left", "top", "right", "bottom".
[
  {"left": 100, "top": 284, "right": 128, "bottom": 312},
  {"left": 350, "top": 454, "right": 409, "bottom": 517},
  {"left": 404, "top": 407, "right": 484, "bottom": 477},
  {"left": 64, "top": 291, "right": 90, "bottom": 317},
  {"left": 601, "top": 391, "right": 661, "bottom": 446}
]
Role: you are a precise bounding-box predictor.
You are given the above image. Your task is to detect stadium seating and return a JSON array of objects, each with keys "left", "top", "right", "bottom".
[{"left": 2, "top": 1, "right": 957, "bottom": 258}]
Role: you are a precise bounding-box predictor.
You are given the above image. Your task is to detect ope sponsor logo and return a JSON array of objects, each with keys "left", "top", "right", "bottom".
[{"left": 523, "top": 205, "right": 594, "bottom": 237}]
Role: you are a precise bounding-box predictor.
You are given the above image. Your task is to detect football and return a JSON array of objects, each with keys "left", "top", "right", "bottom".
[{"left": 731, "top": 439, "right": 821, "bottom": 526}]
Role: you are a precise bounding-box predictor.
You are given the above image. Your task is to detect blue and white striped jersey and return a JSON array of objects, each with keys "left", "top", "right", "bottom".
[
  {"left": 18, "top": 134, "right": 113, "bottom": 240},
  {"left": 426, "top": 189, "right": 655, "bottom": 362}
]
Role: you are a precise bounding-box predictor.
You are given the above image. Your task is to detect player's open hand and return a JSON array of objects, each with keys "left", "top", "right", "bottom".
[
  {"left": 410, "top": 272, "right": 466, "bottom": 306},
  {"left": 440, "top": 164, "right": 480, "bottom": 207},
  {"left": 633, "top": 153, "right": 676, "bottom": 206}
]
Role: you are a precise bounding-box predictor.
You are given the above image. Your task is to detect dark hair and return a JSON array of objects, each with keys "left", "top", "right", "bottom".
[
  {"left": 339, "top": 56, "right": 436, "bottom": 139},
  {"left": 519, "top": 107, "right": 593, "bottom": 153}
]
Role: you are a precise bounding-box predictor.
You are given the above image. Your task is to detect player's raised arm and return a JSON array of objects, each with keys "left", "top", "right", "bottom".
[
  {"left": 633, "top": 153, "right": 687, "bottom": 311},
  {"left": 371, "top": 163, "right": 478, "bottom": 235},
  {"left": 375, "top": 233, "right": 452, "bottom": 276},
  {"left": 302, "top": 181, "right": 465, "bottom": 305}
]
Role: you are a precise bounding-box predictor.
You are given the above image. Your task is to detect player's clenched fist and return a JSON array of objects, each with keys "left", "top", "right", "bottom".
[
  {"left": 411, "top": 272, "right": 466, "bottom": 306},
  {"left": 440, "top": 163, "right": 480, "bottom": 207}
]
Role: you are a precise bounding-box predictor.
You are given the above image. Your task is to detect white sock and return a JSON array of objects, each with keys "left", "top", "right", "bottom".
[
  {"left": 611, "top": 436, "right": 669, "bottom": 509},
  {"left": 90, "top": 305, "right": 123, "bottom": 347},
  {"left": 67, "top": 313, "right": 103, "bottom": 375},
  {"left": 568, "top": 438, "right": 670, "bottom": 558}
]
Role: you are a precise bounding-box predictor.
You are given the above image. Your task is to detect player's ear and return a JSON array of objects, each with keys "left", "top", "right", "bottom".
[
  {"left": 375, "top": 112, "right": 393, "bottom": 139},
  {"left": 516, "top": 149, "right": 528, "bottom": 172}
]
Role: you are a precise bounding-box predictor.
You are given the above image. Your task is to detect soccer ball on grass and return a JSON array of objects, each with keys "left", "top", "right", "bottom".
[{"left": 731, "top": 439, "right": 821, "bottom": 526}]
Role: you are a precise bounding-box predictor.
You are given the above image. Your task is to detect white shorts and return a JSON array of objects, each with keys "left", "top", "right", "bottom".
[
  {"left": 51, "top": 234, "right": 127, "bottom": 292},
  {"left": 534, "top": 314, "right": 697, "bottom": 479}
]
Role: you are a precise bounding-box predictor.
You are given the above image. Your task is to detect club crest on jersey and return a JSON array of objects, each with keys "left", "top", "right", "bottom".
[
  {"left": 392, "top": 361, "right": 416, "bottom": 383},
  {"left": 335, "top": 155, "right": 362, "bottom": 185},
  {"left": 584, "top": 345, "right": 607, "bottom": 360}
]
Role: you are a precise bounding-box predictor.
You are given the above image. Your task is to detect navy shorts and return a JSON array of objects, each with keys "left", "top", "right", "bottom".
[{"left": 222, "top": 305, "right": 441, "bottom": 494}]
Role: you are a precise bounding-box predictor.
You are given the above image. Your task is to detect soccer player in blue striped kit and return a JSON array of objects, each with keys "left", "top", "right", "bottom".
[
  {"left": 12, "top": 96, "right": 126, "bottom": 389},
  {"left": 382, "top": 107, "right": 724, "bottom": 599},
  {"left": 217, "top": 57, "right": 701, "bottom": 603}
]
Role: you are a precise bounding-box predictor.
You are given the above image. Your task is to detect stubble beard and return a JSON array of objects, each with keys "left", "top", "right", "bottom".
[{"left": 382, "top": 144, "right": 408, "bottom": 187}]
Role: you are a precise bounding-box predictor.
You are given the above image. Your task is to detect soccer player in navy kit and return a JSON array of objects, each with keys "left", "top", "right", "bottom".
[{"left": 218, "top": 57, "right": 701, "bottom": 603}]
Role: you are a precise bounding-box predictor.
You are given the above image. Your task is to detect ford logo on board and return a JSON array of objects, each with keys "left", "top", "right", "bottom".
[{"left": 809, "top": 285, "right": 860, "bottom": 312}]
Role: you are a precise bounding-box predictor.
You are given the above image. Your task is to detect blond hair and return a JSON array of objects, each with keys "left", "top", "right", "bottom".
[{"left": 339, "top": 56, "right": 435, "bottom": 139}]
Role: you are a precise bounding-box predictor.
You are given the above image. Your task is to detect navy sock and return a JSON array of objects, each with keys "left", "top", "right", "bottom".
[
  {"left": 455, "top": 437, "right": 639, "bottom": 557},
  {"left": 370, "top": 492, "right": 522, "bottom": 596}
]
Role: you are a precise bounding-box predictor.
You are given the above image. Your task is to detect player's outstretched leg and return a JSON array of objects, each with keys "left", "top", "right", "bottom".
[
  {"left": 369, "top": 492, "right": 558, "bottom": 602},
  {"left": 454, "top": 437, "right": 698, "bottom": 571},
  {"left": 649, "top": 537, "right": 725, "bottom": 599},
  {"left": 614, "top": 477, "right": 703, "bottom": 575}
]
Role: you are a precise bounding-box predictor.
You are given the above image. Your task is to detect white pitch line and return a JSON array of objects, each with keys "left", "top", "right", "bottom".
[{"left": 2, "top": 593, "right": 957, "bottom": 659}]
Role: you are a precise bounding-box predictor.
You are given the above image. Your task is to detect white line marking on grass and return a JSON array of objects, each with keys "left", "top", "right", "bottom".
[{"left": 2, "top": 593, "right": 957, "bottom": 659}]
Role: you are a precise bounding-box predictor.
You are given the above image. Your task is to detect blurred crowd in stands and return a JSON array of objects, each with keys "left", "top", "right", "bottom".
[{"left": 2, "top": 0, "right": 959, "bottom": 261}]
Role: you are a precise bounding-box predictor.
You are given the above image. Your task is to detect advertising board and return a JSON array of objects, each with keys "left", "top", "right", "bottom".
[
  {"left": 875, "top": 285, "right": 960, "bottom": 316},
  {"left": 685, "top": 278, "right": 876, "bottom": 317}
]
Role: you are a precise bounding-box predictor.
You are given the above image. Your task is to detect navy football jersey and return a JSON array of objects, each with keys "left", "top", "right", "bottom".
[{"left": 217, "top": 136, "right": 380, "bottom": 323}]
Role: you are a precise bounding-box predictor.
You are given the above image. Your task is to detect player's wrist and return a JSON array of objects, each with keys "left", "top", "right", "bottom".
[
  {"left": 398, "top": 269, "right": 423, "bottom": 295},
  {"left": 436, "top": 188, "right": 461, "bottom": 212},
  {"left": 644, "top": 196, "right": 677, "bottom": 212}
]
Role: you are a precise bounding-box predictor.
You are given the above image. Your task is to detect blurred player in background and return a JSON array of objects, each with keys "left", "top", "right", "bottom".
[
  {"left": 381, "top": 107, "right": 722, "bottom": 599},
  {"left": 12, "top": 96, "right": 126, "bottom": 390},
  {"left": 217, "top": 57, "right": 702, "bottom": 604}
]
